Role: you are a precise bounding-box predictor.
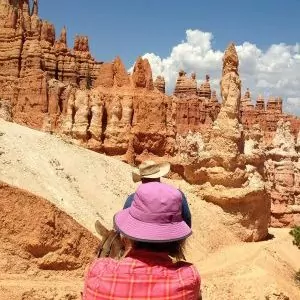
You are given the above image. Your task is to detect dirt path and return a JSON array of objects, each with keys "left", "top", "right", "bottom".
[
  {"left": 0, "top": 276, "right": 82, "bottom": 299},
  {"left": 195, "top": 228, "right": 300, "bottom": 299}
]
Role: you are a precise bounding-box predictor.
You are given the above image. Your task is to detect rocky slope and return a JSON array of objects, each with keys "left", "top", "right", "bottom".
[
  {"left": 0, "top": 119, "right": 136, "bottom": 232},
  {"left": 1, "top": 119, "right": 300, "bottom": 299},
  {"left": 0, "top": 182, "right": 99, "bottom": 300}
]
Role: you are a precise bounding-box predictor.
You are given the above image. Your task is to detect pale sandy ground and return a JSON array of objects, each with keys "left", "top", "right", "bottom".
[{"left": 0, "top": 119, "right": 300, "bottom": 299}]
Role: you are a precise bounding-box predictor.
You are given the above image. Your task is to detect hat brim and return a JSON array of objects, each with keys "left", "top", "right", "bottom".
[
  {"left": 132, "top": 162, "right": 171, "bottom": 183},
  {"left": 114, "top": 208, "right": 192, "bottom": 243}
]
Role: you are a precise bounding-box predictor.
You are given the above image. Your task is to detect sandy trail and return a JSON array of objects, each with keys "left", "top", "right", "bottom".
[
  {"left": 0, "top": 119, "right": 136, "bottom": 232},
  {"left": 0, "top": 277, "right": 82, "bottom": 300}
]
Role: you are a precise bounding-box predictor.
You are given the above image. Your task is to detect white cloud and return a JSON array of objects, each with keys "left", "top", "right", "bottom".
[
  {"left": 132, "top": 29, "right": 300, "bottom": 116},
  {"left": 285, "top": 97, "right": 300, "bottom": 115}
]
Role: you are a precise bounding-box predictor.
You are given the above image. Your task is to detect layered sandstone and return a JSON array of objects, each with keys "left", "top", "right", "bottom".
[
  {"left": 174, "top": 72, "right": 221, "bottom": 133},
  {"left": 177, "top": 44, "right": 270, "bottom": 241},
  {"left": 57, "top": 54, "right": 174, "bottom": 158},
  {"left": 240, "top": 91, "right": 300, "bottom": 144},
  {"left": 132, "top": 57, "right": 154, "bottom": 89},
  {"left": 154, "top": 75, "right": 165, "bottom": 93},
  {"left": 0, "top": 0, "right": 299, "bottom": 145},
  {"left": 198, "top": 75, "right": 212, "bottom": 99},
  {"left": 174, "top": 70, "right": 197, "bottom": 98},
  {"left": 265, "top": 120, "right": 300, "bottom": 227},
  {"left": 0, "top": 0, "right": 102, "bottom": 129}
]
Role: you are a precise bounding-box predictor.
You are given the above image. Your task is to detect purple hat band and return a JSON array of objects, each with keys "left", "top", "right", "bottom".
[
  {"left": 114, "top": 182, "right": 192, "bottom": 242},
  {"left": 130, "top": 207, "right": 182, "bottom": 223}
]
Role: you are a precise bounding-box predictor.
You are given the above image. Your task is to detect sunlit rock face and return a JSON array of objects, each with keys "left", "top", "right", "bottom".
[
  {"left": 0, "top": 0, "right": 101, "bottom": 128},
  {"left": 180, "top": 44, "right": 270, "bottom": 242},
  {"left": 174, "top": 72, "right": 221, "bottom": 134},
  {"left": 154, "top": 75, "right": 165, "bottom": 93},
  {"left": 265, "top": 120, "right": 300, "bottom": 227}
]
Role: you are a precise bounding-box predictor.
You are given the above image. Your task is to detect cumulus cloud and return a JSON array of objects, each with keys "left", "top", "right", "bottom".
[
  {"left": 131, "top": 29, "right": 300, "bottom": 116},
  {"left": 286, "top": 97, "right": 300, "bottom": 115}
]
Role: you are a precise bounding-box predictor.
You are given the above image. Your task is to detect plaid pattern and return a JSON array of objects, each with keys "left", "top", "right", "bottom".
[{"left": 83, "top": 250, "right": 201, "bottom": 300}]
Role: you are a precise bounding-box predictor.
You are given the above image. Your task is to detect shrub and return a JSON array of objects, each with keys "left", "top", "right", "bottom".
[
  {"left": 289, "top": 227, "right": 300, "bottom": 286},
  {"left": 295, "top": 270, "right": 300, "bottom": 283},
  {"left": 289, "top": 226, "right": 300, "bottom": 249}
]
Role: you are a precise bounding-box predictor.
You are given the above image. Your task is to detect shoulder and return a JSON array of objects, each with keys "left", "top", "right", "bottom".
[
  {"left": 172, "top": 262, "right": 201, "bottom": 296},
  {"left": 176, "top": 261, "right": 200, "bottom": 278},
  {"left": 175, "top": 262, "right": 201, "bottom": 285},
  {"left": 86, "top": 257, "right": 118, "bottom": 277}
]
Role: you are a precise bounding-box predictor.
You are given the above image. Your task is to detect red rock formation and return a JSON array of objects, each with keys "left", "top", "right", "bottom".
[
  {"left": 175, "top": 98, "right": 216, "bottom": 134},
  {"left": 256, "top": 94, "right": 265, "bottom": 110},
  {"left": 173, "top": 71, "right": 220, "bottom": 133},
  {"left": 241, "top": 92, "right": 300, "bottom": 145},
  {"left": 267, "top": 96, "right": 283, "bottom": 114},
  {"left": 240, "top": 88, "right": 254, "bottom": 110},
  {"left": 54, "top": 26, "right": 67, "bottom": 51},
  {"left": 1, "top": 0, "right": 297, "bottom": 144},
  {"left": 74, "top": 35, "right": 89, "bottom": 52},
  {"left": 95, "top": 62, "right": 114, "bottom": 88},
  {"left": 208, "top": 91, "right": 221, "bottom": 120},
  {"left": 181, "top": 43, "right": 270, "bottom": 241},
  {"left": 265, "top": 120, "right": 300, "bottom": 227},
  {"left": 198, "top": 75, "right": 211, "bottom": 99},
  {"left": 174, "top": 70, "right": 197, "bottom": 98},
  {"left": 113, "top": 56, "right": 130, "bottom": 87},
  {"left": 94, "top": 57, "right": 130, "bottom": 89},
  {"left": 103, "top": 93, "right": 132, "bottom": 154},
  {"left": 0, "top": 0, "right": 104, "bottom": 128},
  {"left": 132, "top": 57, "right": 154, "bottom": 89},
  {"left": 73, "top": 35, "right": 97, "bottom": 89},
  {"left": 57, "top": 53, "right": 174, "bottom": 157},
  {"left": 154, "top": 75, "right": 165, "bottom": 93}
]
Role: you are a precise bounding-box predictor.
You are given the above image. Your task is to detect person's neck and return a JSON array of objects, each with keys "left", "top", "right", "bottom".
[
  {"left": 141, "top": 178, "right": 161, "bottom": 183},
  {"left": 129, "top": 248, "right": 170, "bottom": 259}
]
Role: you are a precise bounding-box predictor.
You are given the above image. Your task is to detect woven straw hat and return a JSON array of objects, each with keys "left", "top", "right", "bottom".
[{"left": 132, "top": 160, "right": 170, "bottom": 183}]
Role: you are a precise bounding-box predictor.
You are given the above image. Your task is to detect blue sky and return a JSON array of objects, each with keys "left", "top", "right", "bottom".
[
  {"left": 38, "top": 0, "right": 300, "bottom": 115},
  {"left": 39, "top": 0, "right": 300, "bottom": 66}
]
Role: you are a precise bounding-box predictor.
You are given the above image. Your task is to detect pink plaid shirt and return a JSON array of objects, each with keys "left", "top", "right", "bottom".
[{"left": 83, "top": 250, "right": 201, "bottom": 300}]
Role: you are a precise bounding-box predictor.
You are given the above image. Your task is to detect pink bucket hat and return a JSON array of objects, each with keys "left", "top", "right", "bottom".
[{"left": 114, "top": 182, "right": 192, "bottom": 242}]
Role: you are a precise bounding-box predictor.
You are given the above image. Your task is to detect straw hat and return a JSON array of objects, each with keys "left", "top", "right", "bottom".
[{"left": 132, "top": 160, "right": 170, "bottom": 183}]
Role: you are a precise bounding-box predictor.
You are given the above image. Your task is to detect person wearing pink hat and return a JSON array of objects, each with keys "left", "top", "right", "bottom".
[{"left": 83, "top": 182, "right": 201, "bottom": 299}]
